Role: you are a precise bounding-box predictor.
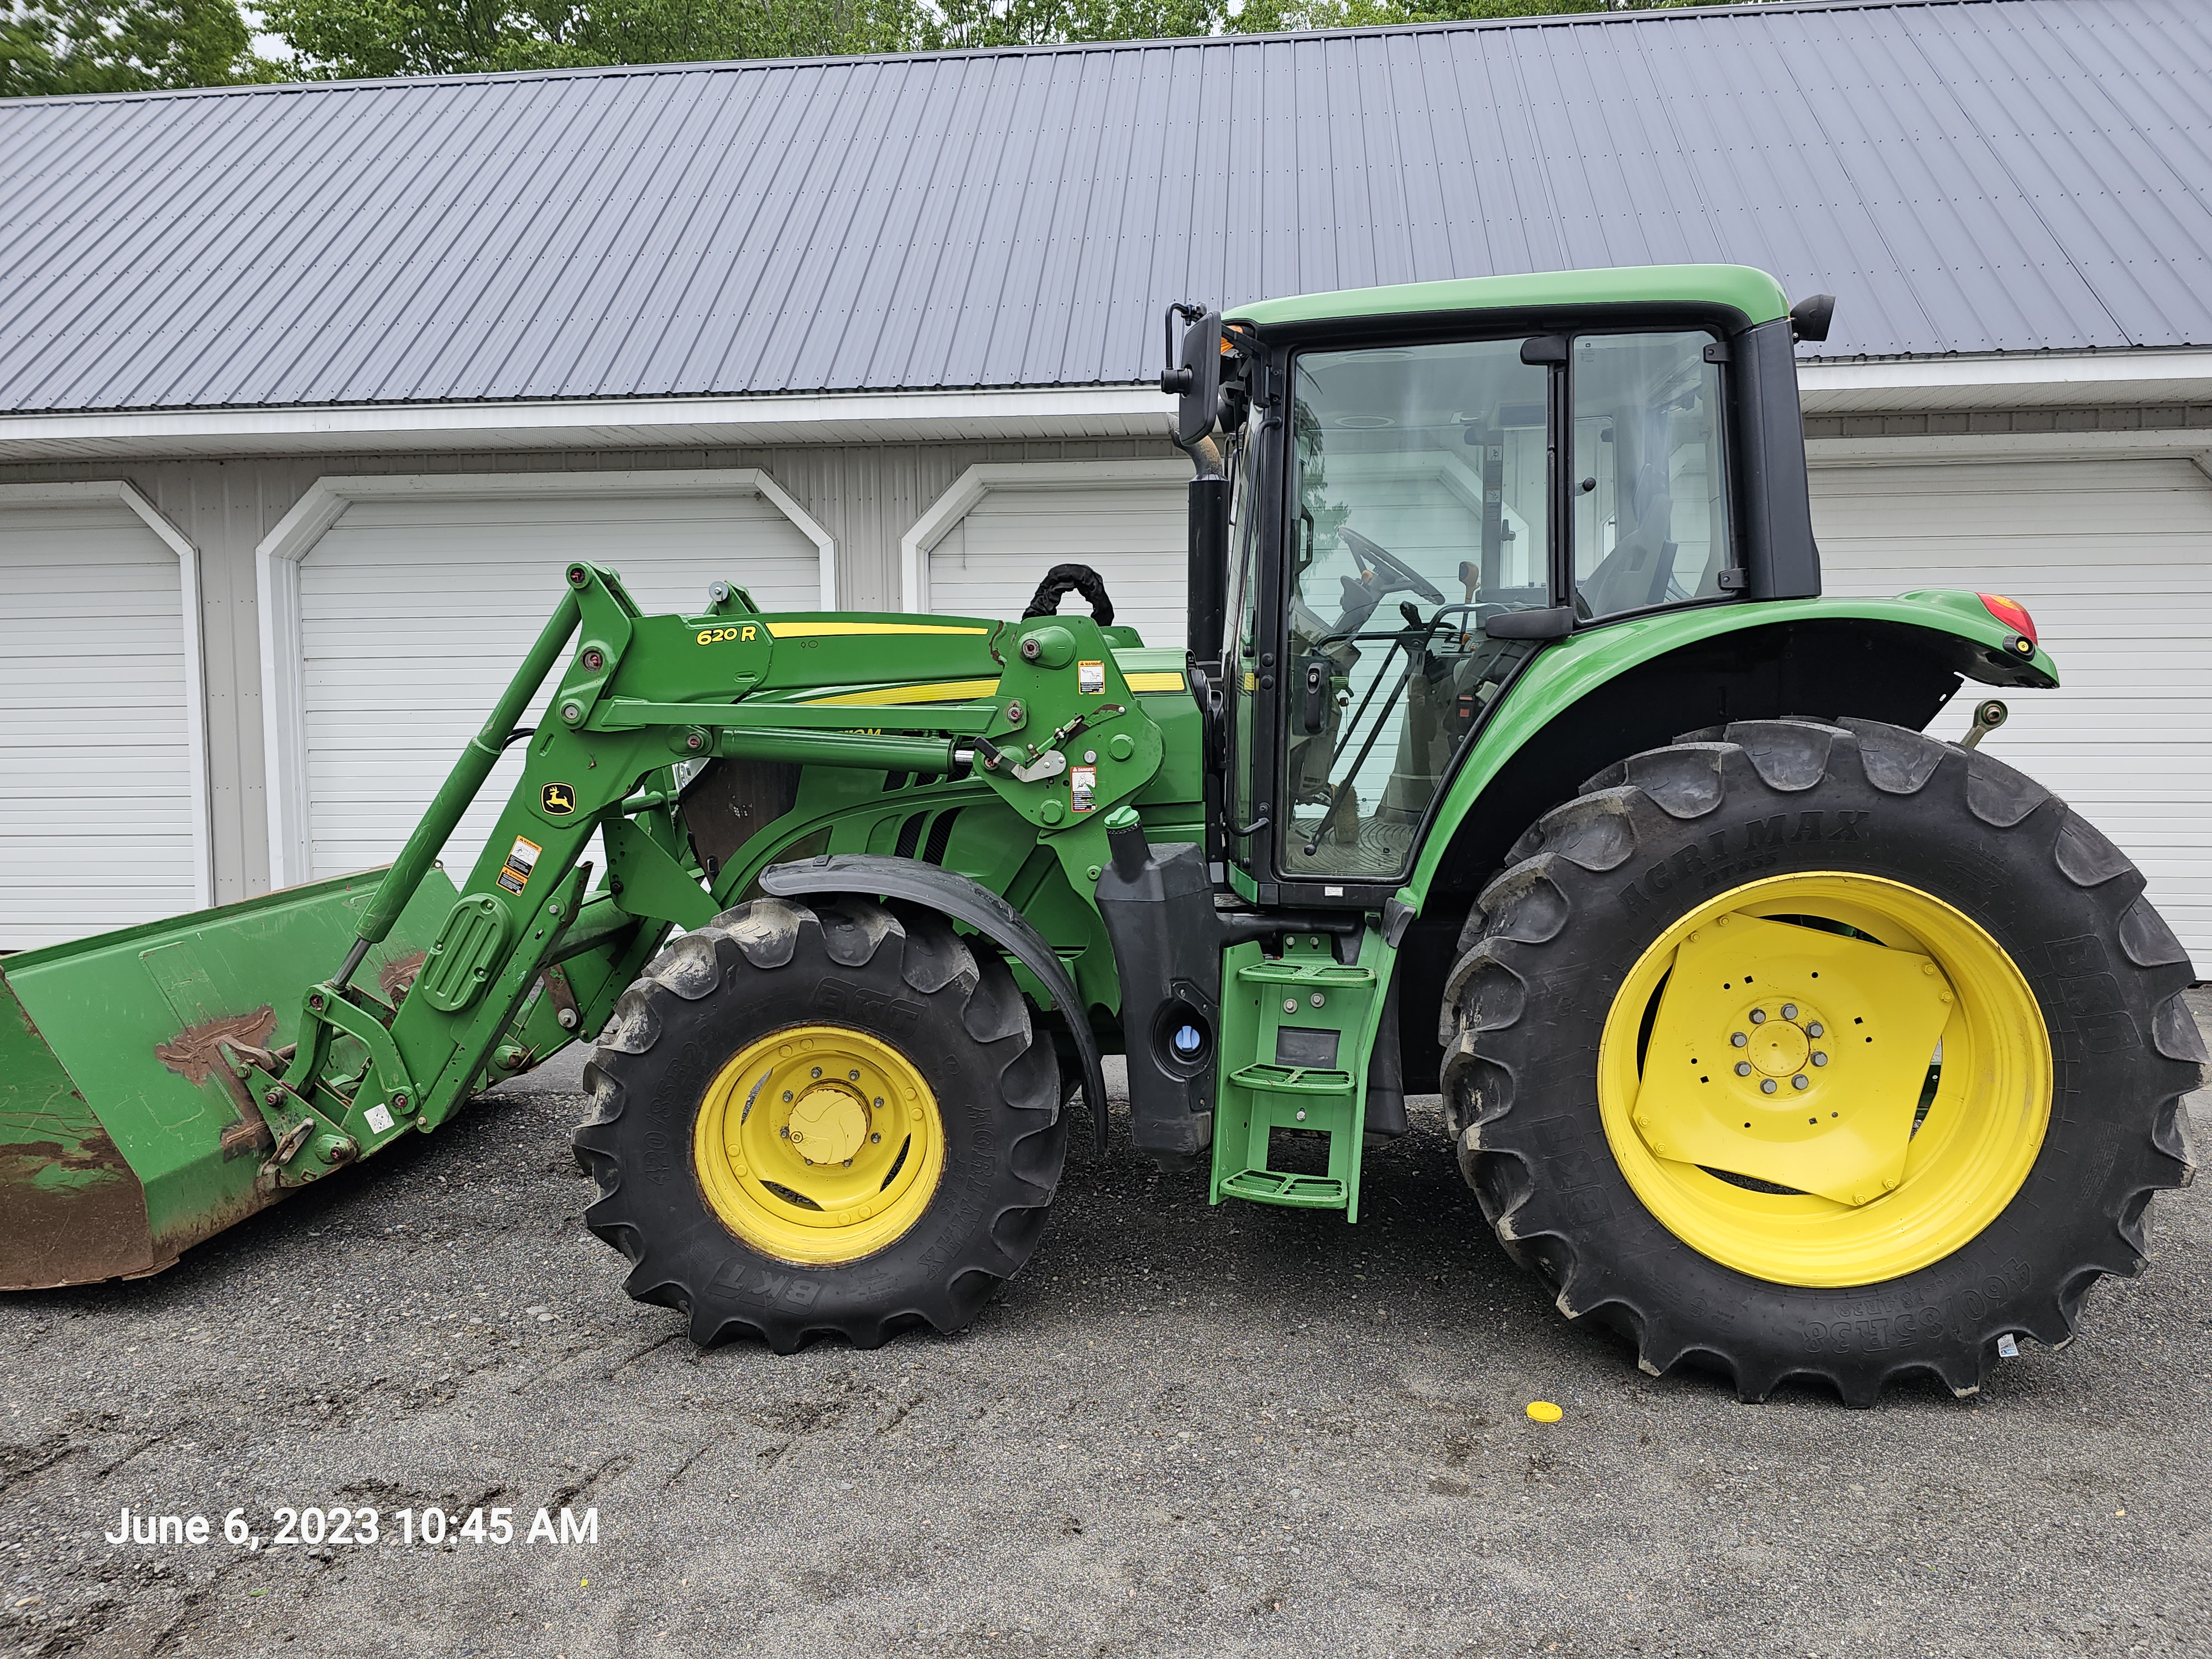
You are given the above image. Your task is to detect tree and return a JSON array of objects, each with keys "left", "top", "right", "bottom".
[
  {"left": 3, "top": 0, "right": 1778, "bottom": 94},
  {"left": 2, "top": 0, "right": 278, "bottom": 95},
  {"left": 928, "top": 0, "right": 1219, "bottom": 50},
  {"left": 574, "top": 0, "right": 930, "bottom": 63},
  {"left": 1228, "top": 0, "right": 1728, "bottom": 32},
  {"left": 261, "top": 0, "right": 943, "bottom": 78}
]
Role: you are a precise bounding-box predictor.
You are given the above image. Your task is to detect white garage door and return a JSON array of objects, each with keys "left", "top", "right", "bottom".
[
  {"left": 928, "top": 481, "right": 1187, "bottom": 646},
  {"left": 0, "top": 501, "right": 201, "bottom": 950},
  {"left": 1811, "top": 456, "right": 2212, "bottom": 965},
  {"left": 298, "top": 489, "right": 820, "bottom": 882}
]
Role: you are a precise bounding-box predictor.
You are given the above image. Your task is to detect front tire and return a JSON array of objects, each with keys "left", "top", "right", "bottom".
[
  {"left": 573, "top": 896, "right": 1067, "bottom": 1351},
  {"left": 1442, "top": 717, "right": 2202, "bottom": 1404}
]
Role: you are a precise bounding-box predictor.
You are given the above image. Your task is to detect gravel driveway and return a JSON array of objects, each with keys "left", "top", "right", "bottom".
[{"left": 4, "top": 991, "right": 2206, "bottom": 1659}]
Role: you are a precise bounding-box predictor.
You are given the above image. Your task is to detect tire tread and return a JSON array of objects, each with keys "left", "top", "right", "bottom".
[
  {"left": 572, "top": 897, "right": 1066, "bottom": 1353},
  {"left": 1441, "top": 717, "right": 2199, "bottom": 1404}
]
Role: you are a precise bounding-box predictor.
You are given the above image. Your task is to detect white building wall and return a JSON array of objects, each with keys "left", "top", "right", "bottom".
[
  {"left": 6, "top": 405, "right": 2209, "bottom": 959},
  {"left": 0, "top": 437, "right": 1173, "bottom": 903}
]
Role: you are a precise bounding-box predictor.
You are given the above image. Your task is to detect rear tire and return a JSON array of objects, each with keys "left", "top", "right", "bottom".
[
  {"left": 573, "top": 896, "right": 1067, "bottom": 1351},
  {"left": 1441, "top": 717, "right": 2202, "bottom": 1404}
]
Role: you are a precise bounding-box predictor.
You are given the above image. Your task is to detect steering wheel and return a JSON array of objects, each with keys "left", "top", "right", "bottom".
[{"left": 1341, "top": 527, "right": 1446, "bottom": 607}]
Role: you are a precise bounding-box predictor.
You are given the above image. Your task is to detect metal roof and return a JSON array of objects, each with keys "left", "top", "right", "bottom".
[{"left": 1, "top": 0, "right": 2208, "bottom": 415}]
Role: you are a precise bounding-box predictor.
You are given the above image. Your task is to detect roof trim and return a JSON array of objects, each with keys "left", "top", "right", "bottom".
[
  {"left": 0, "top": 385, "right": 1172, "bottom": 462},
  {"left": 8, "top": 353, "right": 2212, "bottom": 462},
  {"left": 1796, "top": 348, "right": 2212, "bottom": 414}
]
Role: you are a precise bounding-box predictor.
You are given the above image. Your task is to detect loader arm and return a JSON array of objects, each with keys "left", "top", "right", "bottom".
[
  {"left": 0, "top": 561, "right": 1170, "bottom": 1286},
  {"left": 239, "top": 564, "right": 1170, "bottom": 1190}
]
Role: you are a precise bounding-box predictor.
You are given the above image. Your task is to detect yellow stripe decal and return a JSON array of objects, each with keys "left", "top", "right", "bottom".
[
  {"left": 801, "top": 678, "right": 1003, "bottom": 708},
  {"left": 766, "top": 621, "right": 989, "bottom": 638},
  {"left": 1124, "top": 671, "right": 1187, "bottom": 693}
]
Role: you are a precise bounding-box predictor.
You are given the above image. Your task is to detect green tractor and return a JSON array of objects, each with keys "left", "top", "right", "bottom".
[{"left": 3, "top": 265, "right": 2199, "bottom": 1404}]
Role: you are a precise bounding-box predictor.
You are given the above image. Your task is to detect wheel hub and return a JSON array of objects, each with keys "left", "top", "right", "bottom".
[
  {"left": 1630, "top": 910, "right": 1955, "bottom": 1206},
  {"left": 789, "top": 1087, "right": 869, "bottom": 1165},
  {"left": 691, "top": 1025, "right": 944, "bottom": 1265},
  {"left": 1745, "top": 1012, "right": 1812, "bottom": 1079}
]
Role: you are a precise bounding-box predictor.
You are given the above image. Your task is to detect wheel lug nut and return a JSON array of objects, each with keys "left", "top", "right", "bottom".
[
  {"left": 810, "top": 1067, "right": 822, "bottom": 1079},
  {"left": 849, "top": 1070, "right": 860, "bottom": 1081},
  {"left": 1781, "top": 1003, "right": 1798, "bottom": 1021},
  {"left": 780, "top": 1125, "right": 790, "bottom": 1138},
  {"left": 1749, "top": 1009, "right": 1767, "bottom": 1024},
  {"left": 1730, "top": 1032, "right": 1747, "bottom": 1047},
  {"left": 1812, "top": 1052, "right": 1828, "bottom": 1067},
  {"left": 870, "top": 1132, "right": 882, "bottom": 1144},
  {"left": 1792, "top": 1074, "right": 1809, "bottom": 1090},
  {"left": 1806, "top": 1022, "right": 1824, "bottom": 1039},
  {"left": 1760, "top": 1078, "right": 1777, "bottom": 1094},
  {"left": 1735, "top": 1062, "right": 1752, "bottom": 1076},
  {"left": 782, "top": 1091, "right": 793, "bottom": 1102}
]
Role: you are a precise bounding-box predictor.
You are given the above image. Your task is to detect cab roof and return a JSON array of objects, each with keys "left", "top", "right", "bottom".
[{"left": 1230, "top": 264, "right": 1792, "bottom": 335}]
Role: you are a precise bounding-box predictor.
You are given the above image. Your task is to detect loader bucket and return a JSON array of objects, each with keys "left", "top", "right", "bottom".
[{"left": 0, "top": 868, "right": 458, "bottom": 1290}]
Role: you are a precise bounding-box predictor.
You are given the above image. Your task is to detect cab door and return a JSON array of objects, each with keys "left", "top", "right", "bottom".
[{"left": 1253, "top": 333, "right": 1557, "bottom": 904}]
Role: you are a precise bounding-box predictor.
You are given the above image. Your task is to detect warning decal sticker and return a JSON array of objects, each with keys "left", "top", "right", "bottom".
[
  {"left": 497, "top": 835, "right": 542, "bottom": 896},
  {"left": 1076, "top": 660, "right": 1106, "bottom": 695}
]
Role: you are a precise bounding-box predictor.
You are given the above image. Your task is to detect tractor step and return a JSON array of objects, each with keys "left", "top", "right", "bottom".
[
  {"left": 1233, "top": 961, "right": 1378, "bottom": 989},
  {"left": 1209, "top": 928, "right": 1392, "bottom": 1222},
  {"left": 1217, "top": 1167, "right": 1348, "bottom": 1208},
  {"left": 1227, "top": 1062, "right": 1357, "bottom": 1095}
]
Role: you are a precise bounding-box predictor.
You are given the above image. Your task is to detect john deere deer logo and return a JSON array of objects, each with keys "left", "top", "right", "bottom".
[{"left": 541, "top": 782, "right": 577, "bottom": 816}]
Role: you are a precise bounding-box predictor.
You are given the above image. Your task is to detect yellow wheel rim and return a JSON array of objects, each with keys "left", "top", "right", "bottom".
[
  {"left": 691, "top": 1024, "right": 945, "bottom": 1266},
  {"left": 1597, "top": 872, "right": 2051, "bottom": 1287}
]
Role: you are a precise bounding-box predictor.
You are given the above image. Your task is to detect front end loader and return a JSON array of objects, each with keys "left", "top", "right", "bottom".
[{"left": 4, "top": 264, "right": 2199, "bottom": 1404}]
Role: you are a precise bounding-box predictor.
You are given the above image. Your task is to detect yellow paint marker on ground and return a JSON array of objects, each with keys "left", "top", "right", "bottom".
[{"left": 1526, "top": 1400, "right": 1563, "bottom": 1423}]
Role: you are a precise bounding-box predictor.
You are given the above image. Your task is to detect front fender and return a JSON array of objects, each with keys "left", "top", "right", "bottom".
[
  {"left": 1406, "top": 592, "right": 2058, "bottom": 912},
  {"left": 758, "top": 853, "right": 1108, "bottom": 1147}
]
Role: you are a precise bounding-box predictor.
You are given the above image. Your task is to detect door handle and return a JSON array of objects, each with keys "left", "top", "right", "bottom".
[{"left": 1299, "top": 658, "right": 1330, "bottom": 733}]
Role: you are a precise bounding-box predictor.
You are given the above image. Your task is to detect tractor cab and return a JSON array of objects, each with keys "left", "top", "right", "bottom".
[
  {"left": 1170, "top": 267, "right": 1827, "bottom": 911},
  {"left": 1095, "top": 265, "right": 1869, "bottom": 1214}
]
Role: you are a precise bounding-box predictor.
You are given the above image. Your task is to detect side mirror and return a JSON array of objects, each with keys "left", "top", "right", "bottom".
[{"left": 1162, "top": 308, "right": 1223, "bottom": 447}]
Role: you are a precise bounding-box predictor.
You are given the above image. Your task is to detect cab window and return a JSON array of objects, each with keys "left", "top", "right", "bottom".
[{"left": 1571, "top": 331, "right": 1733, "bottom": 619}]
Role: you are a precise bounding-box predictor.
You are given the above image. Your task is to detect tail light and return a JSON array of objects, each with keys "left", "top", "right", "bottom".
[{"left": 1978, "top": 592, "right": 2037, "bottom": 647}]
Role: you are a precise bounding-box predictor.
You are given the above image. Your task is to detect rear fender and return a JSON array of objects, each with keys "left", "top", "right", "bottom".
[
  {"left": 1411, "top": 593, "right": 2056, "bottom": 911},
  {"left": 1390, "top": 594, "right": 2059, "bottom": 1092}
]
